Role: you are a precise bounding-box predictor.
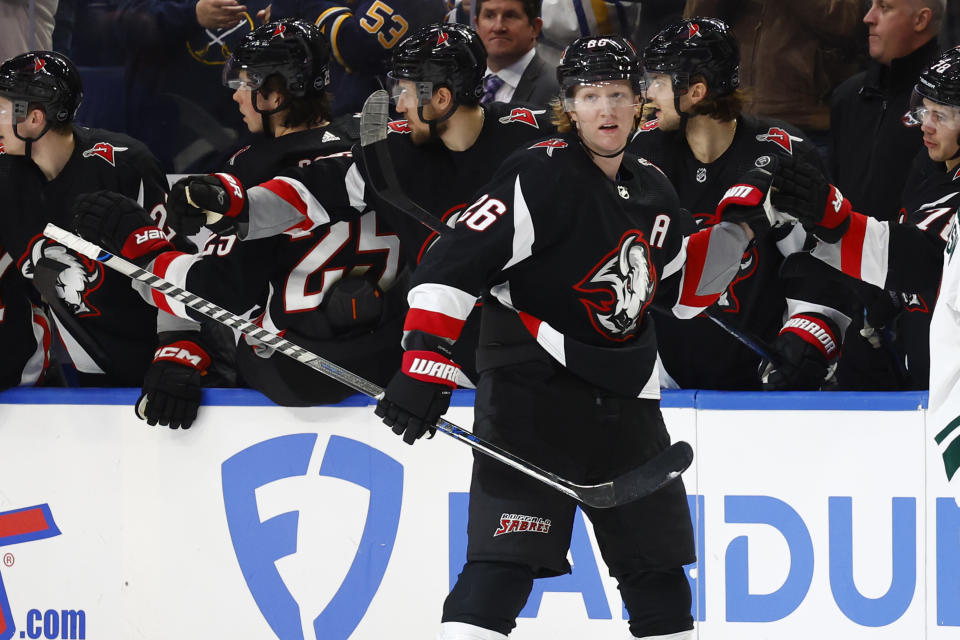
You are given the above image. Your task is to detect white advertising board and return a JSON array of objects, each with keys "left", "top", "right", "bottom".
[{"left": 0, "top": 388, "right": 955, "bottom": 640}]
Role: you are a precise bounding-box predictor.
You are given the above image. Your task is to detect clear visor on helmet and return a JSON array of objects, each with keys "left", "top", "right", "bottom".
[
  {"left": 903, "top": 88, "right": 960, "bottom": 131},
  {"left": 642, "top": 70, "right": 687, "bottom": 99},
  {"left": 385, "top": 73, "right": 436, "bottom": 106},
  {"left": 223, "top": 59, "right": 265, "bottom": 91},
  {"left": 0, "top": 96, "right": 27, "bottom": 124},
  {"left": 561, "top": 79, "right": 642, "bottom": 113}
]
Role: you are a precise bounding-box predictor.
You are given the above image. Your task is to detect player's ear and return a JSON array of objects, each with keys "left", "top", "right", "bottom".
[
  {"left": 434, "top": 86, "right": 453, "bottom": 110},
  {"left": 688, "top": 81, "right": 708, "bottom": 105}
]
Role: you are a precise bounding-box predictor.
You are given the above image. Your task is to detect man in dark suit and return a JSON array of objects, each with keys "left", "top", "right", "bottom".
[{"left": 475, "top": 0, "right": 559, "bottom": 108}]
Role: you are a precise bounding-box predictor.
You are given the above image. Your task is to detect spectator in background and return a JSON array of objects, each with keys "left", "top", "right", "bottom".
[
  {"left": 112, "top": 0, "right": 271, "bottom": 173},
  {"left": 684, "top": 0, "right": 865, "bottom": 156},
  {"left": 0, "top": 0, "right": 59, "bottom": 62},
  {"left": 476, "top": 0, "right": 558, "bottom": 108},
  {"left": 941, "top": 0, "right": 960, "bottom": 48},
  {"left": 828, "top": 0, "right": 943, "bottom": 391},
  {"left": 272, "top": 0, "right": 447, "bottom": 116},
  {"left": 445, "top": 0, "right": 471, "bottom": 25},
  {"left": 537, "top": 0, "right": 642, "bottom": 68}
]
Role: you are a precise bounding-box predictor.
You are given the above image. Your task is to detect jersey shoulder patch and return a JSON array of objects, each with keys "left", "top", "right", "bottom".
[
  {"left": 639, "top": 119, "right": 660, "bottom": 132},
  {"left": 754, "top": 125, "right": 804, "bottom": 155},
  {"left": 496, "top": 106, "right": 549, "bottom": 129},
  {"left": 528, "top": 137, "right": 569, "bottom": 157},
  {"left": 387, "top": 120, "right": 412, "bottom": 134},
  {"left": 81, "top": 141, "right": 130, "bottom": 166}
]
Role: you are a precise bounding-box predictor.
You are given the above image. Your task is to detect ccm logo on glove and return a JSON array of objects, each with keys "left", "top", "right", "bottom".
[{"left": 153, "top": 341, "right": 212, "bottom": 369}]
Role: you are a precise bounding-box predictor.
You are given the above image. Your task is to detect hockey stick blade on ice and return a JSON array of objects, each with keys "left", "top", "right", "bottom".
[{"left": 43, "top": 223, "right": 692, "bottom": 508}]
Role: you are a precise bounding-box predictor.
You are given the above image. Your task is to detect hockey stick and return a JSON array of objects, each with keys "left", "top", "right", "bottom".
[
  {"left": 358, "top": 90, "right": 778, "bottom": 363},
  {"left": 43, "top": 223, "right": 692, "bottom": 508}
]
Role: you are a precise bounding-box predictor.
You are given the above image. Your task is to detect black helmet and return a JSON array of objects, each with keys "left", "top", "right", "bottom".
[
  {"left": 903, "top": 47, "right": 960, "bottom": 141},
  {"left": 389, "top": 23, "right": 486, "bottom": 106},
  {"left": 556, "top": 35, "right": 644, "bottom": 104},
  {"left": 643, "top": 17, "right": 739, "bottom": 97},
  {"left": 0, "top": 51, "right": 83, "bottom": 126},
  {"left": 223, "top": 19, "right": 330, "bottom": 98}
]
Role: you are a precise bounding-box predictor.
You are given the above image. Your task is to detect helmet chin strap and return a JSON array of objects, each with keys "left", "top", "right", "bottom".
[
  {"left": 254, "top": 91, "right": 290, "bottom": 138},
  {"left": 12, "top": 117, "right": 52, "bottom": 161},
  {"left": 417, "top": 100, "right": 461, "bottom": 139}
]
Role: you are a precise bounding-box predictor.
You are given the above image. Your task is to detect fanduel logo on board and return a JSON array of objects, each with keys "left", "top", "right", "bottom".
[{"left": 222, "top": 434, "right": 403, "bottom": 640}]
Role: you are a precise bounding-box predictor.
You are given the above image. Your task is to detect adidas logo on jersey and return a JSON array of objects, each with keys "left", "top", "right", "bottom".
[{"left": 321, "top": 130, "right": 341, "bottom": 143}]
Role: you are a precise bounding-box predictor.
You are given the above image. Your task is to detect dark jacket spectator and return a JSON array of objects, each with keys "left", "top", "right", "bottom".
[{"left": 685, "top": 0, "right": 866, "bottom": 135}]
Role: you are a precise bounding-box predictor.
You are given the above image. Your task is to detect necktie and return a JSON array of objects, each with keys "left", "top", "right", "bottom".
[{"left": 481, "top": 74, "right": 505, "bottom": 106}]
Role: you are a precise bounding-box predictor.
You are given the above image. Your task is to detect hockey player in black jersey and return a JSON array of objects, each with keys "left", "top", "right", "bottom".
[
  {"left": 768, "top": 46, "right": 960, "bottom": 391},
  {"left": 374, "top": 35, "right": 777, "bottom": 640},
  {"left": 630, "top": 17, "right": 853, "bottom": 391},
  {"left": 0, "top": 51, "right": 177, "bottom": 387}
]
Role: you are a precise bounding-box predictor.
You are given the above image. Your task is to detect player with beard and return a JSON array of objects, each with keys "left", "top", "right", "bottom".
[
  {"left": 0, "top": 51, "right": 179, "bottom": 387},
  {"left": 373, "top": 35, "right": 779, "bottom": 640},
  {"left": 629, "top": 17, "right": 854, "bottom": 391}
]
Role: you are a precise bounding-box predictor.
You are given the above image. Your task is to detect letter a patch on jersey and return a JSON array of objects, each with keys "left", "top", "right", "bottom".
[
  {"left": 529, "top": 138, "right": 568, "bottom": 157},
  {"left": 82, "top": 142, "right": 128, "bottom": 166},
  {"left": 498, "top": 107, "right": 546, "bottom": 128}
]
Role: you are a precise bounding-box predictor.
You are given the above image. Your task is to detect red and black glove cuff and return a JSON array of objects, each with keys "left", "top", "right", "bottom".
[
  {"left": 717, "top": 182, "right": 766, "bottom": 216},
  {"left": 120, "top": 226, "right": 174, "bottom": 262},
  {"left": 400, "top": 350, "right": 460, "bottom": 389},
  {"left": 778, "top": 313, "right": 841, "bottom": 363},
  {"left": 820, "top": 185, "right": 853, "bottom": 232},
  {"left": 210, "top": 173, "right": 247, "bottom": 220},
  {"left": 152, "top": 340, "right": 212, "bottom": 372}
]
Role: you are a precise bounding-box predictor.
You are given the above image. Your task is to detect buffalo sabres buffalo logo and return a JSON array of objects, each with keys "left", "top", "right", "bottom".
[
  {"left": 33, "top": 56, "right": 46, "bottom": 73},
  {"left": 687, "top": 23, "right": 701, "bottom": 39},
  {"left": 82, "top": 142, "right": 128, "bottom": 166},
  {"left": 437, "top": 30, "right": 450, "bottom": 46},
  {"left": 498, "top": 107, "right": 546, "bottom": 128},
  {"left": 21, "top": 241, "right": 103, "bottom": 317},
  {"left": 575, "top": 231, "right": 655, "bottom": 340},
  {"left": 273, "top": 23, "right": 286, "bottom": 36},
  {"left": 756, "top": 127, "right": 803, "bottom": 154},
  {"left": 387, "top": 120, "right": 412, "bottom": 134}
]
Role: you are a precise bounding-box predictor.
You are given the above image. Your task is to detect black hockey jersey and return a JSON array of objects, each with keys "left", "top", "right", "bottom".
[
  {"left": 628, "top": 115, "right": 852, "bottom": 390},
  {"left": 0, "top": 127, "right": 170, "bottom": 384},
  {"left": 402, "top": 133, "right": 752, "bottom": 398},
  {"left": 809, "top": 155, "right": 960, "bottom": 388},
  {"left": 0, "top": 246, "right": 50, "bottom": 389}
]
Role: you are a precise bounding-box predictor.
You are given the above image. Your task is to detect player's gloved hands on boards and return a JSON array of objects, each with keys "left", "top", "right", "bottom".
[
  {"left": 167, "top": 173, "right": 248, "bottom": 236},
  {"left": 375, "top": 350, "right": 458, "bottom": 444},
  {"left": 761, "top": 312, "right": 841, "bottom": 390},
  {"left": 771, "top": 156, "right": 851, "bottom": 243},
  {"left": 136, "top": 332, "right": 212, "bottom": 429},
  {"left": 72, "top": 190, "right": 173, "bottom": 267},
  {"left": 715, "top": 159, "right": 786, "bottom": 240}
]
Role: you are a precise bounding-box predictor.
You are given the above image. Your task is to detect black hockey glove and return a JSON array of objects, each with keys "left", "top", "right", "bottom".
[
  {"left": 323, "top": 275, "right": 385, "bottom": 336},
  {"left": 72, "top": 190, "right": 174, "bottom": 267},
  {"left": 375, "top": 350, "right": 458, "bottom": 445},
  {"left": 136, "top": 334, "right": 211, "bottom": 429},
  {"left": 167, "top": 173, "right": 248, "bottom": 236},
  {"left": 771, "top": 157, "right": 851, "bottom": 243},
  {"left": 761, "top": 312, "right": 842, "bottom": 390},
  {"left": 715, "top": 162, "right": 787, "bottom": 240}
]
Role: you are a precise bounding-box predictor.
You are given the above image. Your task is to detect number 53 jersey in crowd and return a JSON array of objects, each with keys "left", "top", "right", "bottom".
[{"left": 402, "top": 133, "right": 752, "bottom": 398}]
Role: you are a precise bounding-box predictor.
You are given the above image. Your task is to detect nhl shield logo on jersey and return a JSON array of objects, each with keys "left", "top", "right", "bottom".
[
  {"left": 756, "top": 127, "right": 802, "bottom": 154},
  {"left": 696, "top": 167, "right": 707, "bottom": 183},
  {"left": 529, "top": 138, "right": 568, "bottom": 156},
  {"left": 575, "top": 231, "right": 655, "bottom": 340},
  {"left": 387, "top": 120, "right": 412, "bottom": 134},
  {"left": 498, "top": 107, "right": 546, "bottom": 128},
  {"left": 82, "top": 142, "right": 129, "bottom": 166}
]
